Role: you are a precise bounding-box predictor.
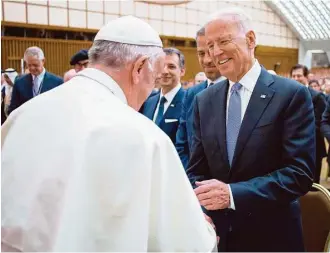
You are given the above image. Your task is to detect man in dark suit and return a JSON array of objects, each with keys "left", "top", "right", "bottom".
[
  {"left": 141, "top": 48, "right": 185, "bottom": 144},
  {"left": 8, "top": 47, "right": 63, "bottom": 115},
  {"left": 291, "top": 64, "right": 327, "bottom": 183},
  {"left": 321, "top": 98, "right": 330, "bottom": 174},
  {"left": 175, "top": 27, "right": 224, "bottom": 169},
  {"left": 187, "top": 9, "right": 314, "bottom": 252}
]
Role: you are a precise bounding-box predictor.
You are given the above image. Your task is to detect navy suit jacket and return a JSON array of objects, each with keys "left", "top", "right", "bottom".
[
  {"left": 321, "top": 98, "right": 330, "bottom": 162},
  {"left": 187, "top": 68, "right": 314, "bottom": 251},
  {"left": 8, "top": 72, "right": 63, "bottom": 115},
  {"left": 142, "top": 88, "right": 185, "bottom": 144},
  {"left": 175, "top": 81, "right": 208, "bottom": 168}
]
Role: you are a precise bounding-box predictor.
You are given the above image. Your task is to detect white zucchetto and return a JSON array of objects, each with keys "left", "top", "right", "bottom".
[{"left": 94, "top": 15, "right": 163, "bottom": 47}]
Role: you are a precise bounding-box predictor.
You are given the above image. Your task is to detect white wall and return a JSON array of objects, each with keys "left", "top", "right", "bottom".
[{"left": 2, "top": 0, "right": 299, "bottom": 48}]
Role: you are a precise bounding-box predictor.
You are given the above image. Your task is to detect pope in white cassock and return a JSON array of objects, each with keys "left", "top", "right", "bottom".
[{"left": 1, "top": 16, "right": 216, "bottom": 252}]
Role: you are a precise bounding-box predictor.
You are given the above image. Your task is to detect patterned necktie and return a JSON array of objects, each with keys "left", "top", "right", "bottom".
[
  {"left": 155, "top": 96, "right": 167, "bottom": 125},
  {"left": 226, "top": 82, "right": 242, "bottom": 166}
]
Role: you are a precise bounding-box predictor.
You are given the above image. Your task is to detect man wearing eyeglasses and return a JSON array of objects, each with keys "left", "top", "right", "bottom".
[{"left": 70, "top": 49, "right": 89, "bottom": 73}]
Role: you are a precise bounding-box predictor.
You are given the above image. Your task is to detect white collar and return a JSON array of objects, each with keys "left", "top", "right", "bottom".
[
  {"left": 160, "top": 83, "right": 181, "bottom": 103},
  {"left": 32, "top": 68, "right": 46, "bottom": 80},
  {"left": 229, "top": 59, "right": 261, "bottom": 92},
  {"left": 207, "top": 76, "right": 226, "bottom": 86},
  {"left": 76, "top": 68, "right": 127, "bottom": 105}
]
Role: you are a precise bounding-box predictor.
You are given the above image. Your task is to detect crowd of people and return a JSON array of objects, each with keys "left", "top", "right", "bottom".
[{"left": 1, "top": 7, "right": 330, "bottom": 252}]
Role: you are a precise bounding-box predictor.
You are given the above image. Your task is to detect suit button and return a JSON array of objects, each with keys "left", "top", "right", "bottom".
[
  {"left": 229, "top": 225, "right": 232, "bottom": 232},
  {"left": 248, "top": 212, "right": 252, "bottom": 216}
]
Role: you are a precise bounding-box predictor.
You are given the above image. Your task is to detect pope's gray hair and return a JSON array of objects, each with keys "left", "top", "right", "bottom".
[
  {"left": 88, "top": 40, "right": 163, "bottom": 70},
  {"left": 24, "top": 46, "right": 45, "bottom": 61},
  {"left": 206, "top": 7, "right": 254, "bottom": 35}
]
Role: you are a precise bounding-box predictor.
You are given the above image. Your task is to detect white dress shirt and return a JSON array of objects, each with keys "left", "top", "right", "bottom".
[
  {"left": 227, "top": 60, "right": 262, "bottom": 210},
  {"left": 207, "top": 76, "right": 226, "bottom": 87},
  {"left": 32, "top": 68, "right": 46, "bottom": 96},
  {"left": 153, "top": 83, "right": 181, "bottom": 122}
]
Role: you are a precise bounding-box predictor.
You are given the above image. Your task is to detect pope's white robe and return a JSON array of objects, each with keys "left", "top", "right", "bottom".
[{"left": 1, "top": 68, "right": 216, "bottom": 252}]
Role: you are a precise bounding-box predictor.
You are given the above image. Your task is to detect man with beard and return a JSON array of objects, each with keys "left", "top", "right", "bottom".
[
  {"left": 176, "top": 27, "right": 224, "bottom": 169},
  {"left": 141, "top": 47, "right": 185, "bottom": 144}
]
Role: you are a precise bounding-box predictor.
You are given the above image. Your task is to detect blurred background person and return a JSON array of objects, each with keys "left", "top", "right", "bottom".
[
  {"left": 195, "top": 72, "right": 207, "bottom": 84},
  {"left": 63, "top": 69, "right": 77, "bottom": 82},
  {"left": 324, "top": 77, "right": 330, "bottom": 101},
  {"left": 309, "top": 79, "right": 322, "bottom": 92},
  {"left": 8, "top": 46, "right": 63, "bottom": 115},
  {"left": 3, "top": 68, "right": 18, "bottom": 116},
  {"left": 291, "top": 64, "right": 326, "bottom": 183},
  {"left": 70, "top": 49, "right": 89, "bottom": 73},
  {"left": 308, "top": 72, "right": 315, "bottom": 82}
]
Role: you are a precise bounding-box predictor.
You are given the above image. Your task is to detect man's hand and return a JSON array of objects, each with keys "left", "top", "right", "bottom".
[{"left": 194, "top": 179, "right": 230, "bottom": 210}]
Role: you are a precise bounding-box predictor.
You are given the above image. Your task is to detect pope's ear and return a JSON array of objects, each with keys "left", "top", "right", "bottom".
[{"left": 131, "top": 55, "right": 150, "bottom": 84}]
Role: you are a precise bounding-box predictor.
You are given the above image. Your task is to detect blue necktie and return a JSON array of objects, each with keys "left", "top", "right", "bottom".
[
  {"left": 155, "top": 96, "right": 167, "bottom": 125},
  {"left": 226, "top": 82, "right": 242, "bottom": 166}
]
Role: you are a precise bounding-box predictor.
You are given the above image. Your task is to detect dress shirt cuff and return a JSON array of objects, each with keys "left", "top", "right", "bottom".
[{"left": 228, "top": 184, "right": 235, "bottom": 210}]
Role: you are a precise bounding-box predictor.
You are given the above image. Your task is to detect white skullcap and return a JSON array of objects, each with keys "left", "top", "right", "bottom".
[{"left": 94, "top": 15, "right": 163, "bottom": 47}]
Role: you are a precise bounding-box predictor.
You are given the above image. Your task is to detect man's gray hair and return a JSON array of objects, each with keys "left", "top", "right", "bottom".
[
  {"left": 24, "top": 46, "right": 45, "bottom": 61},
  {"left": 88, "top": 40, "right": 163, "bottom": 70},
  {"left": 195, "top": 26, "right": 205, "bottom": 40},
  {"left": 206, "top": 7, "right": 254, "bottom": 34}
]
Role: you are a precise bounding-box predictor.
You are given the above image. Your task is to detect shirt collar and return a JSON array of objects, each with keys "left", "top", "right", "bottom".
[
  {"left": 207, "top": 76, "right": 226, "bottom": 87},
  {"left": 160, "top": 83, "right": 181, "bottom": 104},
  {"left": 76, "top": 68, "right": 127, "bottom": 105},
  {"left": 32, "top": 68, "right": 46, "bottom": 80},
  {"left": 228, "top": 59, "right": 261, "bottom": 92}
]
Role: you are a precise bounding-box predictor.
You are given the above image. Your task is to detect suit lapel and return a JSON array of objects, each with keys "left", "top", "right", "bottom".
[
  {"left": 231, "top": 68, "right": 275, "bottom": 168},
  {"left": 40, "top": 72, "right": 49, "bottom": 93},
  {"left": 144, "top": 94, "right": 159, "bottom": 120},
  {"left": 211, "top": 80, "right": 230, "bottom": 168},
  {"left": 26, "top": 74, "right": 34, "bottom": 98}
]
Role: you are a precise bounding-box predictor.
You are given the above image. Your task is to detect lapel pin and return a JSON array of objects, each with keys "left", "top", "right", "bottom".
[
  {"left": 260, "top": 94, "right": 266, "bottom": 99},
  {"left": 170, "top": 104, "right": 175, "bottom": 107}
]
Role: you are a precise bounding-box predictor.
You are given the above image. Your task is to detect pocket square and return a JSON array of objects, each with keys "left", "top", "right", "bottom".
[{"left": 165, "top": 119, "right": 178, "bottom": 123}]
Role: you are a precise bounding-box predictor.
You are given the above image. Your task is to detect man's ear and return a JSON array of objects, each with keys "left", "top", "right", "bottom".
[
  {"left": 246, "top": 30, "right": 256, "bottom": 49},
  {"left": 180, "top": 67, "right": 186, "bottom": 77},
  {"left": 132, "top": 55, "right": 150, "bottom": 84}
]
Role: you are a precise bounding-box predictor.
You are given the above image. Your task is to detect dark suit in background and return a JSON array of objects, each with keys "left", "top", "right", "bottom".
[
  {"left": 175, "top": 81, "right": 208, "bottom": 168},
  {"left": 139, "top": 89, "right": 159, "bottom": 113},
  {"left": 8, "top": 72, "right": 63, "bottom": 115},
  {"left": 321, "top": 98, "right": 330, "bottom": 167},
  {"left": 308, "top": 87, "right": 326, "bottom": 183},
  {"left": 141, "top": 88, "right": 185, "bottom": 144},
  {"left": 187, "top": 68, "right": 314, "bottom": 251}
]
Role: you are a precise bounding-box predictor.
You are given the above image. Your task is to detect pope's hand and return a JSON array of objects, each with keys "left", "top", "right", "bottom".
[
  {"left": 194, "top": 179, "right": 230, "bottom": 210},
  {"left": 204, "top": 213, "right": 220, "bottom": 244}
]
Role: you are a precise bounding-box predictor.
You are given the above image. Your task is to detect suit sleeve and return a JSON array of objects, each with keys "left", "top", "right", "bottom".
[
  {"left": 7, "top": 81, "right": 20, "bottom": 115},
  {"left": 230, "top": 86, "right": 314, "bottom": 212},
  {"left": 175, "top": 91, "right": 190, "bottom": 169},
  {"left": 321, "top": 99, "right": 330, "bottom": 141},
  {"left": 313, "top": 92, "right": 326, "bottom": 132},
  {"left": 186, "top": 95, "right": 211, "bottom": 187}
]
